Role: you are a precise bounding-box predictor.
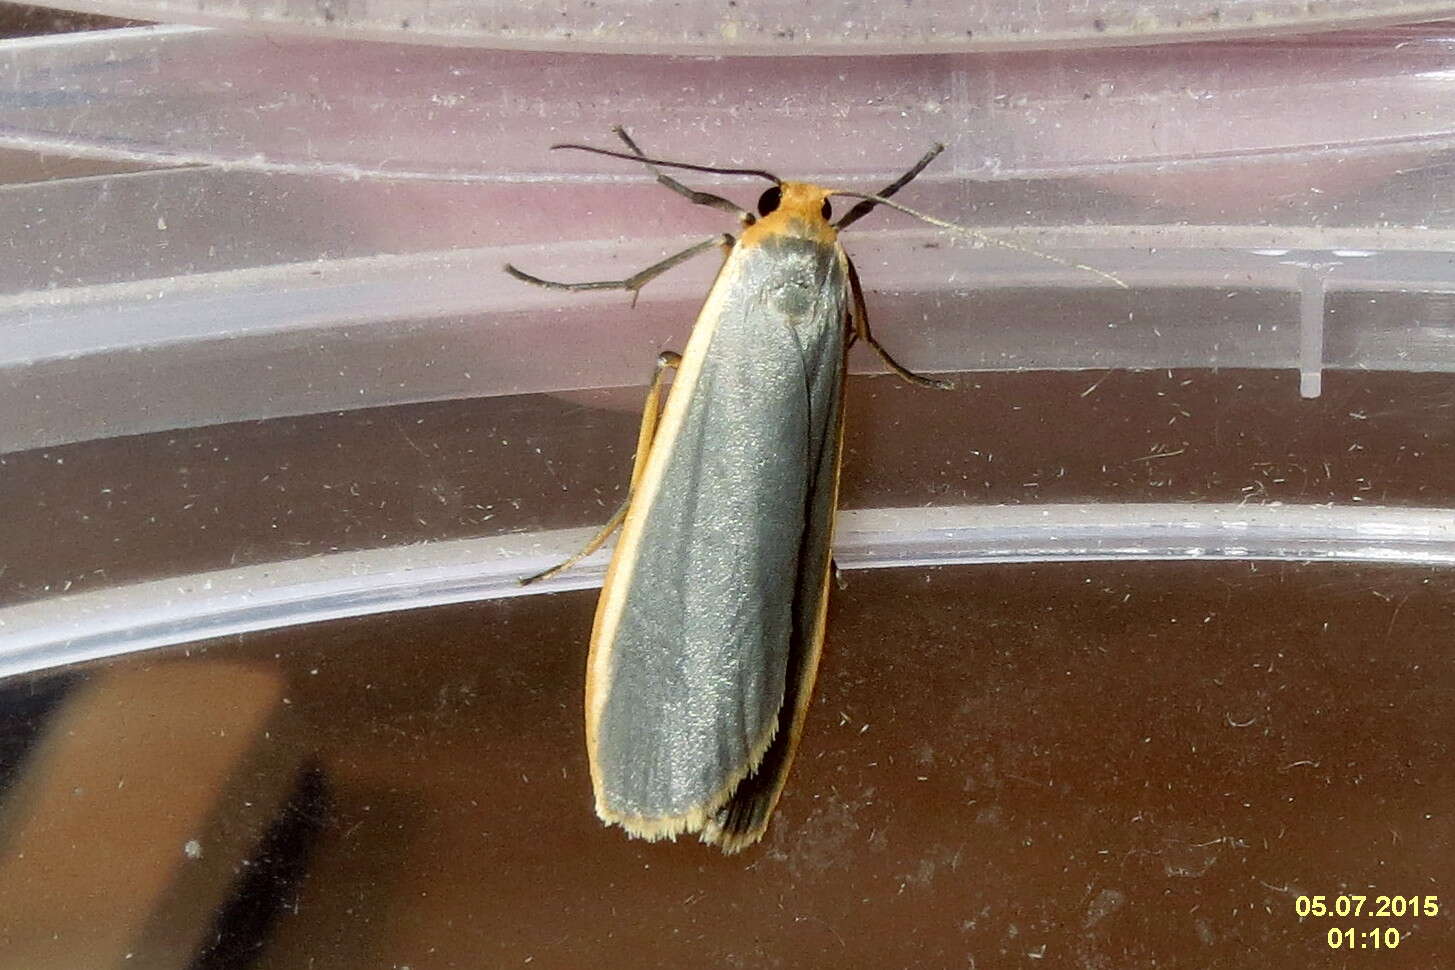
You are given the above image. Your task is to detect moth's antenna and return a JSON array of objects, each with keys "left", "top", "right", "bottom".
[
  {"left": 832, "top": 191, "right": 1129, "bottom": 290},
  {"left": 551, "top": 143, "right": 781, "bottom": 184},
  {"left": 834, "top": 143, "right": 945, "bottom": 231}
]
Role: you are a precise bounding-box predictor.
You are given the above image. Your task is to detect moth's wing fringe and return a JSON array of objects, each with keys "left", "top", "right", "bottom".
[
  {"left": 699, "top": 529, "right": 836, "bottom": 854},
  {"left": 593, "top": 708, "right": 783, "bottom": 843}
]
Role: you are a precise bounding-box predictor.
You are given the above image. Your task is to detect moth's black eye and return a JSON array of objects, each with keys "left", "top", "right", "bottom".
[
  {"left": 757, "top": 186, "right": 782, "bottom": 217},
  {"left": 821, "top": 198, "right": 833, "bottom": 220}
]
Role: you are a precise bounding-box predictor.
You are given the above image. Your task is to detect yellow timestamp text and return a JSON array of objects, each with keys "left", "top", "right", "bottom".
[
  {"left": 1325, "top": 927, "right": 1402, "bottom": 950},
  {"left": 1294, "top": 894, "right": 1438, "bottom": 919}
]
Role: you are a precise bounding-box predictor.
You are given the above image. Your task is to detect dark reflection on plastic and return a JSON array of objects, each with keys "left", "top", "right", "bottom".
[
  {"left": 0, "top": 559, "right": 1450, "bottom": 967},
  {"left": 189, "top": 766, "right": 331, "bottom": 970},
  {"left": 0, "top": 673, "right": 76, "bottom": 796}
]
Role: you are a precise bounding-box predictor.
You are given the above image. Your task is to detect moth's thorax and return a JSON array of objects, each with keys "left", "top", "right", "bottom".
[{"left": 740, "top": 182, "right": 837, "bottom": 249}]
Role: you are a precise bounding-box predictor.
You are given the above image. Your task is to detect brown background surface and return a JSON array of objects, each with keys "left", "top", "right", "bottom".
[
  {"left": 1, "top": 555, "right": 1450, "bottom": 968},
  {"left": 1, "top": 368, "right": 1451, "bottom": 967}
]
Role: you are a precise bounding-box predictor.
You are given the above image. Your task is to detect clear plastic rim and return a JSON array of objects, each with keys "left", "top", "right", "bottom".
[
  {"left": 27, "top": 3, "right": 1455, "bottom": 54},
  {"left": 2, "top": 501, "right": 1451, "bottom": 679}
]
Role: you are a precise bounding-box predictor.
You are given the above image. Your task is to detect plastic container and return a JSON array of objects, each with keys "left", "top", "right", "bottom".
[
  {"left": 1, "top": 19, "right": 1454, "bottom": 968},
  {"left": 4, "top": 25, "right": 1455, "bottom": 458},
  {"left": 3, "top": 17, "right": 1455, "bottom": 651}
]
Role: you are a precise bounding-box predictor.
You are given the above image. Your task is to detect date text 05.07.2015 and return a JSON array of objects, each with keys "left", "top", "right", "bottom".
[{"left": 1295, "top": 894, "right": 1438, "bottom": 919}]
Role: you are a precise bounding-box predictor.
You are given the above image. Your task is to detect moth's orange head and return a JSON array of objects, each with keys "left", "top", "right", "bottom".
[{"left": 741, "top": 181, "right": 838, "bottom": 248}]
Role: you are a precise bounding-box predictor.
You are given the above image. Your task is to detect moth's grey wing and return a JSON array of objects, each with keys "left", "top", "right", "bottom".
[
  {"left": 588, "top": 236, "right": 847, "bottom": 840},
  {"left": 702, "top": 341, "right": 843, "bottom": 852}
]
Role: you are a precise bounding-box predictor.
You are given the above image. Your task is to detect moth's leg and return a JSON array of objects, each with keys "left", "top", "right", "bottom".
[
  {"left": 845, "top": 257, "right": 954, "bottom": 390},
  {"left": 834, "top": 142, "right": 945, "bottom": 230},
  {"left": 626, "top": 350, "right": 680, "bottom": 491},
  {"left": 506, "top": 234, "right": 733, "bottom": 307},
  {"left": 614, "top": 126, "right": 755, "bottom": 225},
  {"left": 520, "top": 351, "right": 682, "bottom": 585}
]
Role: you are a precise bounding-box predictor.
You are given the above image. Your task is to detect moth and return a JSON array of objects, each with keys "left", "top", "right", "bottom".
[{"left": 511, "top": 129, "right": 949, "bottom": 851}]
